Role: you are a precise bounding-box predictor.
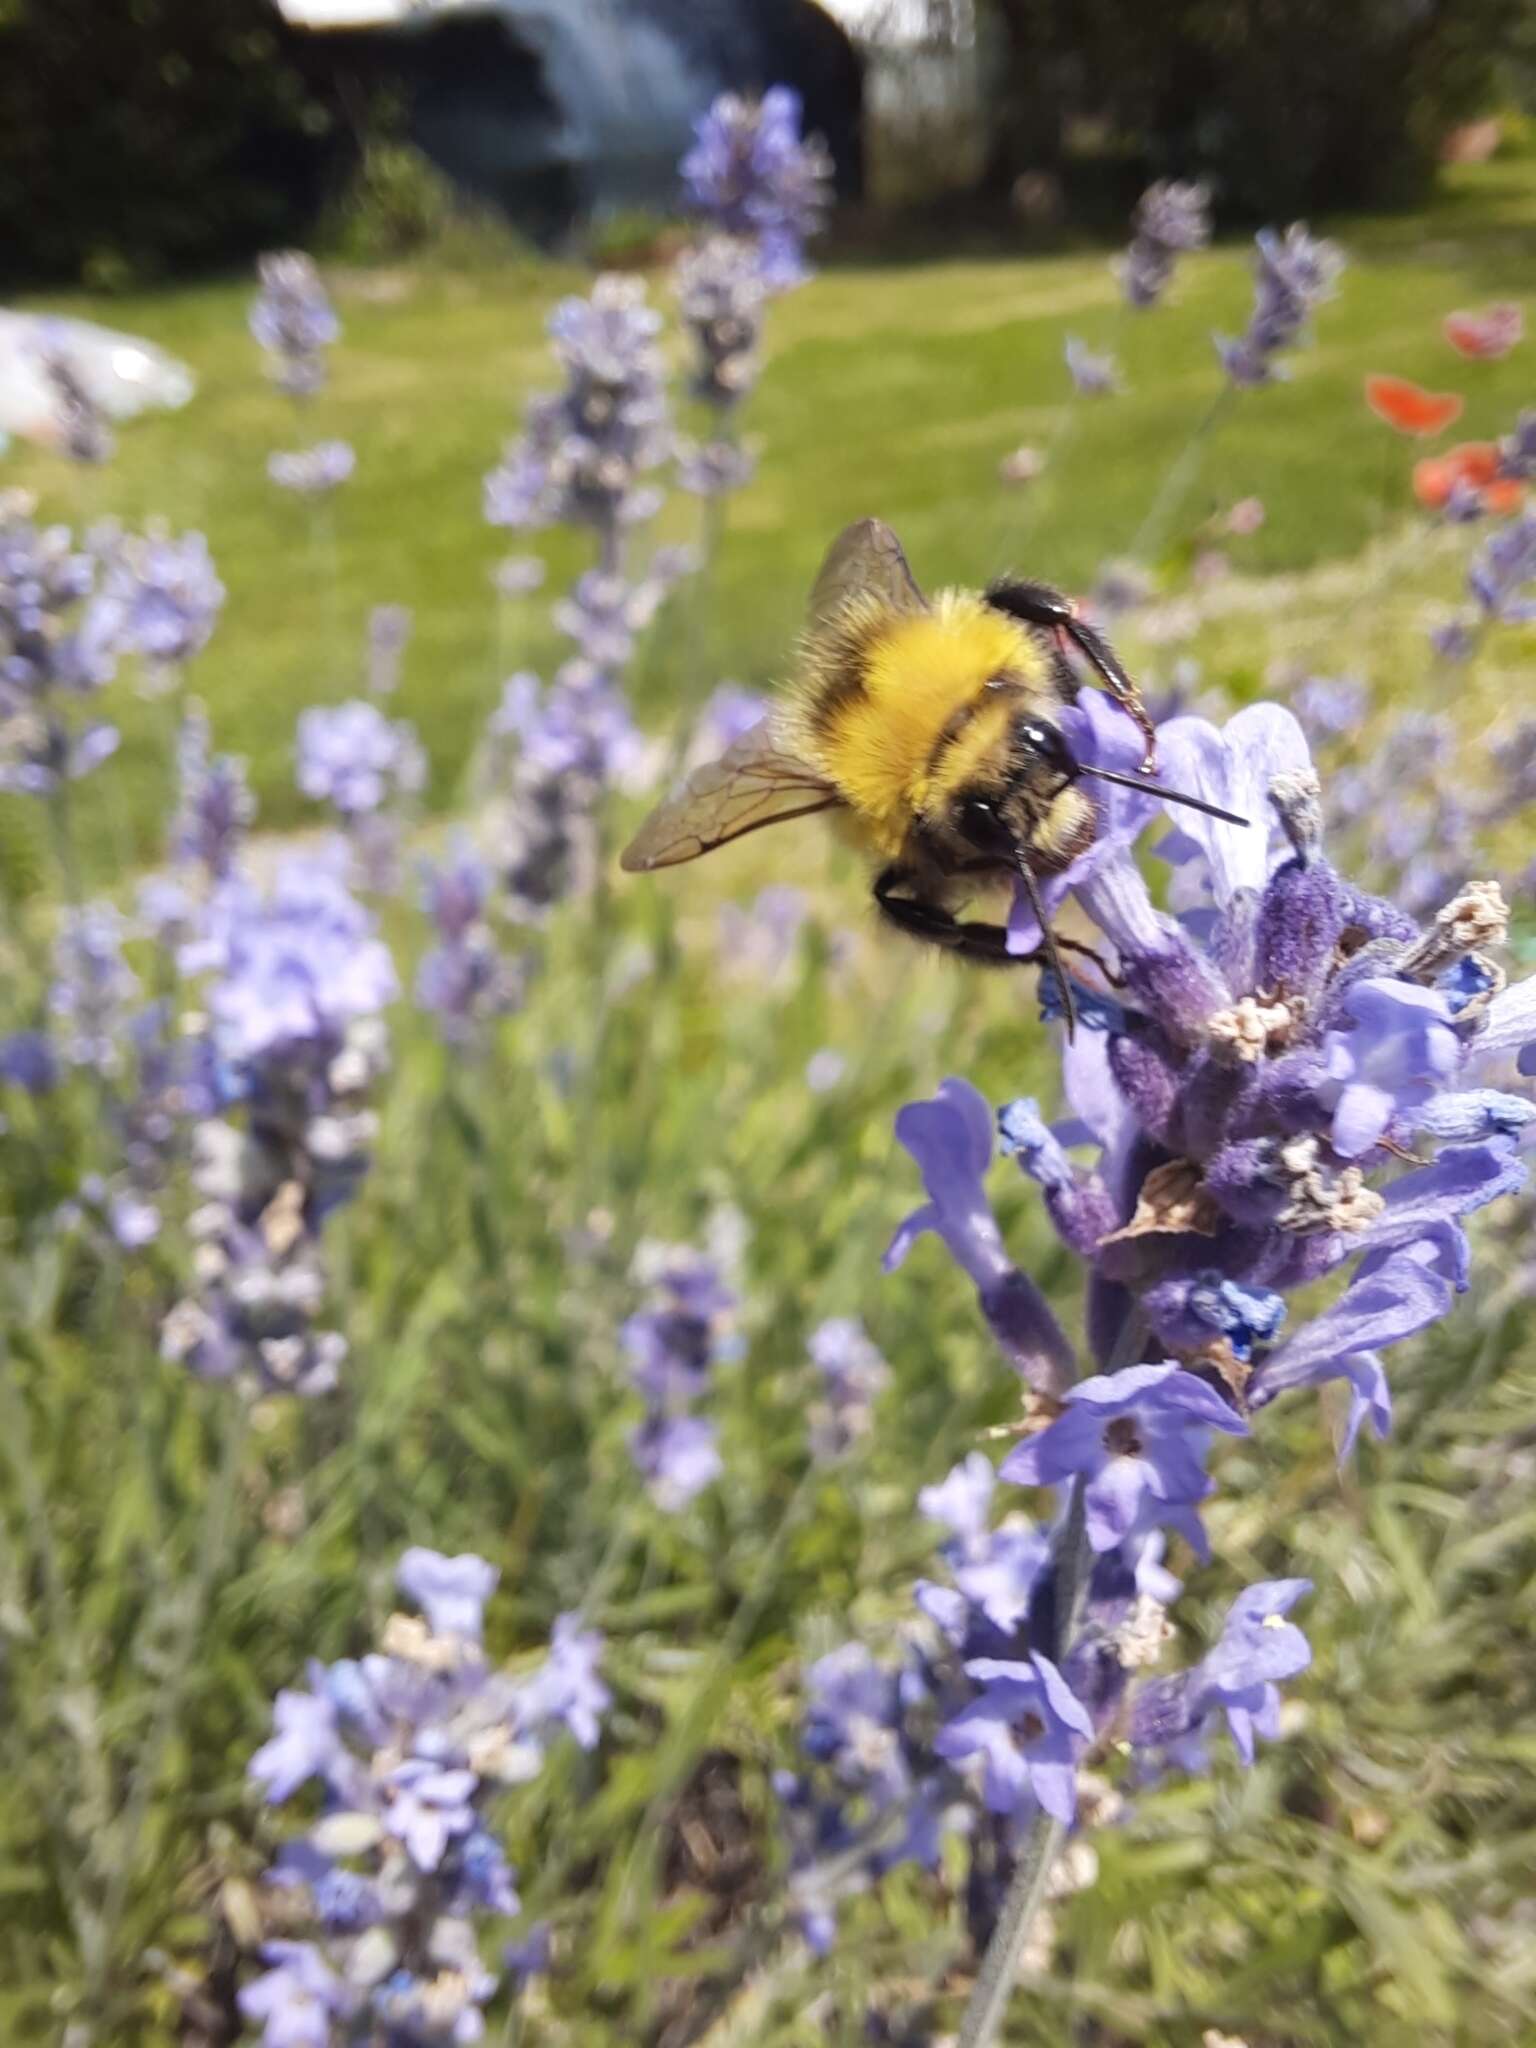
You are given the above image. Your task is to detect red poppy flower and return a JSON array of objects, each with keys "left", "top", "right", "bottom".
[
  {"left": 1444, "top": 303, "right": 1524, "bottom": 361},
  {"left": 1413, "top": 440, "right": 1525, "bottom": 517},
  {"left": 1365, "top": 375, "right": 1464, "bottom": 437}
]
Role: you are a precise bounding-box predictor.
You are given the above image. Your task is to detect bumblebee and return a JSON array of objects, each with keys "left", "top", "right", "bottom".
[{"left": 621, "top": 520, "right": 1245, "bottom": 1033}]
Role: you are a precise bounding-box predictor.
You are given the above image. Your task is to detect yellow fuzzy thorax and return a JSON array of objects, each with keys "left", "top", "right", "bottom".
[{"left": 786, "top": 590, "right": 1046, "bottom": 860}]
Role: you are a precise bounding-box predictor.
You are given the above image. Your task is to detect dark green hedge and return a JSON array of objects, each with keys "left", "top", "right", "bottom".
[
  {"left": 0, "top": 0, "right": 349, "bottom": 289},
  {"left": 984, "top": 0, "right": 1518, "bottom": 217}
]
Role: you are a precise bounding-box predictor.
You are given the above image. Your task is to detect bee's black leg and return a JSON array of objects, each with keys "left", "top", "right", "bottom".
[
  {"left": 984, "top": 575, "right": 1157, "bottom": 773},
  {"left": 874, "top": 867, "right": 1017, "bottom": 966},
  {"left": 873, "top": 867, "right": 1124, "bottom": 987}
]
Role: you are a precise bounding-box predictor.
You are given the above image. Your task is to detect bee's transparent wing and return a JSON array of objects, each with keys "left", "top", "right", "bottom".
[
  {"left": 620, "top": 719, "right": 843, "bottom": 871},
  {"left": 805, "top": 517, "right": 926, "bottom": 632}
]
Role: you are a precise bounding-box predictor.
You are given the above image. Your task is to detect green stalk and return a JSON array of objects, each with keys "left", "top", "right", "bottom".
[
  {"left": 955, "top": 1304, "right": 1149, "bottom": 2048},
  {"left": 82, "top": 1393, "right": 251, "bottom": 2035}
]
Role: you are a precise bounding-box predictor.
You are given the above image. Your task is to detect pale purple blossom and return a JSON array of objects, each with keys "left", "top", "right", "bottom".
[
  {"left": 933, "top": 1653, "right": 1092, "bottom": 1822},
  {"left": 674, "top": 233, "right": 767, "bottom": 407},
  {"left": 807, "top": 1315, "right": 889, "bottom": 1459},
  {"left": 0, "top": 493, "right": 121, "bottom": 794},
  {"left": 296, "top": 699, "right": 425, "bottom": 820},
  {"left": 250, "top": 251, "right": 339, "bottom": 400},
  {"left": 1133, "top": 1580, "right": 1312, "bottom": 1769},
  {"left": 484, "top": 277, "right": 669, "bottom": 538},
  {"left": 1120, "top": 179, "right": 1212, "bottom": 308},
  {"left": 680, "top": 87, "right": 833, "bottom": 289},
  {"left": 93, "top": 526, "right": 223, "bottom": 670},
  {"left": 1001, "top": 1363, "right": 1247, "bottom": 1552},
  {"left": 244, "top": 1551, "right": 609, "bottom": 2045},
  {"left": 622, "top": 1244, "right": 734, "bottom": 1510},
  {"left": 1215, "top": 224, "right": 1345, "bottom": 386},
  {"left": 396, "top": 1548, "right": 499, "bottom": 1642},
  {"left": 267, "top": 441, "right": 355, "bottom": 496},
  {"left": 1064, "top": 336, "right": 1122, "bottom": 396}
]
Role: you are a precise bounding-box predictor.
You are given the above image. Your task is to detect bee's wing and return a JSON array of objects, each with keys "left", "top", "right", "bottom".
[
  {"left": 620, "top": 718, "right": 843, "bottom": 871},
  {"left": 805, "top": 518, "right": 926, "bottom": 633}
]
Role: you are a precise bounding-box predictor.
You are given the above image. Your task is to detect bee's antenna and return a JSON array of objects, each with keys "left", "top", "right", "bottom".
[
  {"left": 1077, "top": 764, "right": 1249, "bottom": 829},
  {"left": 1015, "top": 856, "right": 1078, "bottom": 1041}
]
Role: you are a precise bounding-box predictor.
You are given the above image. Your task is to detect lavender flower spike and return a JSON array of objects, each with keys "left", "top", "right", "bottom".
[
  {"left": 885, "top": 1077, "right": 1075, "bottom": 1395},
  {"left": 250, "top": 251, "right": 339, "bottom": 400},
  {"left": 1064, "top": 337, "right": 1122, "bottom": 397},
  {"left": 1215, "top": 223, "right": 1345, "bottom": 387},
  {"left": 1120, "top": 178, "right": 1212, "bottom": 308},
  {"left": 1000, "top": 1363, "right": 1248, "bottom": 1552},
  {"left": 681, "top": 86, "right": 833, "bottom": 289}
]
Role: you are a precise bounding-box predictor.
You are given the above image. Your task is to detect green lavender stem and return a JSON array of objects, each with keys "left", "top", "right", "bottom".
[
  {"left": 956, "top": 1303, "right": 1149, "bottom": 2048},
  {"left": 1126, "top": 384, "right": 1237, "bottom": 567},
  {"left": 83, "top": 1394, "right": 250, "bottom": 2034},
  {"left": 953, "top": 1477, "right": 1089, "bottom": 2048}
]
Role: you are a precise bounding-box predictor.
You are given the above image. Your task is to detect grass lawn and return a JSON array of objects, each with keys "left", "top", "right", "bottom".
[
  {"left": 5, "top": 158, "right": 1534, "bottom": 884},
  {"left": 2, "top": 158, "right": 1536, "bottom": 2047}
]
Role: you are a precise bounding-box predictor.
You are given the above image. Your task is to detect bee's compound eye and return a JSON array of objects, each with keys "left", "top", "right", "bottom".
[
  {"left": 1015, "top": 717, "right": 1075, "bottom": 775},
  {"left": 956, "top": 792, "right": 1015, "bottom": 856}
]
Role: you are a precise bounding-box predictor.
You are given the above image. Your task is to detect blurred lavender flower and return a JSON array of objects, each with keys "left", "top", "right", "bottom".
[
  {"left": 267, "top": 441, "right": 355, "bottom": 496},
  {"left": 675, "top": 233, "right": 767, "bottom": 409},
  {"left": 173, "top": 706, "right": 253, "bottom": 883},
  {"left": 367, "top": 604, "right": 412, "bottom": 698},
  {"left": 163, "top": 855, "right": 397, "bottom": 1397},
  {"left": 680, "top": 87, "right": 833, "bottom": 289},
  {"left": 807, "top": 1315, "right": 890, "bottom": 1461},
  {"left": 0, "top": 1030, "right": 57, "bottom": 1096},
  {"left": 296, "top": 700, "right": 425, "bottom": 893},
  {"left": 250, "top": 251, "right": 339, "bottom": 401},
  {"left": 243, "top": 1550, "right": 609, "bottom": 2046},
  {"left": 1498, "top": 409, "right": 1536, "bottom": 481},
  {"left": 677, "top": 437, "right": 758, "bottom": 499},
  {"left": 49, "top": 903, "right": 138, "bottom": 1073},
  {"left": 1064, "top": 336, "right": 1122, "bottom": 397},
  {"left": 414, "top": 839, "right": 523, "bottom": 1047},
  {"left": 717, "top": 884, "right": 808, "bottom": 984},
  {"left": 1091, "top": 559, "right": 1154, "bottom": 618},
  {"left": 690, "top": 680, "right": 768, "bottom": 762},
  {"left": 493, "top": 554, "right": 546, "bottom": 600},
  {"left": 622, "top": 1243, "right": 735, "bottom": 1510},
  {"left": 296, "top": 700, "right": 425, "bottom": 821},
  {"left": 1290, "top": 670, "right": 1368, "bottom": 742},
  {"left": 553, "top": 552, "right": 691, "bottom": 671},
  {"left": 1120, "top": 179, "right": 1212, "bottom": 309},
  {"left": 1436, "top": 511, "right": 1536, "bottom": 660},
  {"left": 1215, "top": 225, "right": 1345, "bottom": 387},
  {"left": 775, "top": 1640, "right": 949, "bottom": 1953},
  {"left": 239, "top": 1941, "right": 353, "bottom": 2046},
  {"left": 92, "top": 524, "right": 223, "bottom": 685},
  {"left": 489, "top": 665, "right": 646, "bottom": 922},
  {"left": 484, "top": 277, "right": 669, "bottom": 549},
  {"left": 0, "top": 491, "right": 120, "bottom": 796}
]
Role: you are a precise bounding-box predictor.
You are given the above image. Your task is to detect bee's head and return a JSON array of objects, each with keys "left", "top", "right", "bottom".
[{"left": 947, "top": 712, "right": 1097, "bottom": 876}]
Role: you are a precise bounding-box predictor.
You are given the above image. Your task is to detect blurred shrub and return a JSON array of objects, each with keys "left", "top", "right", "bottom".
[
  {"left": 982, "top": 0, "right": 1517, "bottom": 216},
  {"left": 0, "top": 0, "right": 346, "bottom": 289},
  {"left": 584, "top": 207, "right": 691, "bottom": 272},
  {"left": 319, "top": 96, "right": 533, "bottom": 271}
]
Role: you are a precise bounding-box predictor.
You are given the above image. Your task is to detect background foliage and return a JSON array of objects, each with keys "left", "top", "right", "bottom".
[{"left": 0, "top": 0, "right": 344, "bottom": 289}]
